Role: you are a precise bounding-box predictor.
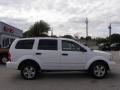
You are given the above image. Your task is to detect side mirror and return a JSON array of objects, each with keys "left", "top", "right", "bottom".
[
  {"left": 84, "top": 44, "right": 88, "bottom": 46},
  {"left": 80, "top": 48, "right": 87, "bottom": 52}
]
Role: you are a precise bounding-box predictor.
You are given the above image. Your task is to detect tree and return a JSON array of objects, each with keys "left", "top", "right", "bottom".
[
  {"left": 80, "top": 37, "right": 85, "bottom": 40},
  {"left": 23, "top": 30, "right": 31, "bottom": 37},
  {"left": 24, "top": 20, "right": 50, "bottom": 37},
  {"left": 86, "top": 36, "right": 92, "bottom": 40},
  {"left": 95, "top": 38, "right": 107, "bottom": 44},
  {"left": 62, "top": 35, "right": 74, "bottom": 39},
  {"left": 109, "top": 33, "right": 120, "bottom": 43}
]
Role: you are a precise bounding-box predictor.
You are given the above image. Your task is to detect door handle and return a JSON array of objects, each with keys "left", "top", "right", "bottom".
[
  {"left": 62, "top": 53, "right": 68, "bottom": 56},
  {"left": 35, "top": 53, "right": 42, "bottom": 55}
]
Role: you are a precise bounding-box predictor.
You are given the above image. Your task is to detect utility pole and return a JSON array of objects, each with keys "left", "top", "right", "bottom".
[
  {"left": 85, "top": 17, "right": 89, "bottom": 45},
  {"left": 108, "top": 24, "right": 112, "bottom": 45},
  {"left": 51, "top": 27, "right": 53, "bottom": 37},
  {"left": 85, "top": 17, "right": 88, "bottom": 38}
]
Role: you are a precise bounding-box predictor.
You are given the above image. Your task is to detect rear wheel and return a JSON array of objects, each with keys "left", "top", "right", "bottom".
[
  {"left": 1, "top": 56, "right": 8, "bottom": 64},
  {"left": 89, "top": 62, "right": 108, "bottom": 79},
  {"left": 21, "top": 64, "right": 38, "bottom": 80}
]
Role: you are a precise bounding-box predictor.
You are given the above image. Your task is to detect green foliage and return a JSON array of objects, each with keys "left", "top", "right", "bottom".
[
  {"left": 95, "top": 38, "right": 107, "bottom": 44},
  {"left": 24, "top": 20, "right": 50, "bottom": 37},
  {"left": 86, "top": 36, "right": 92, "bottom": 40},
  {"left": 23, "top": 31, "right": 31, "bottom": 38},
  {"left": 80, "top": 37, "right": 85, "bottom": 40},
  {"left": 110, "top": 33, "right": 120, "bottom": 43},
  {"left": 95, "top": 33, "right": 120, "bottom": 44},
  {"left": 62, "top": 35, "right": 74, "bottom": 39}
]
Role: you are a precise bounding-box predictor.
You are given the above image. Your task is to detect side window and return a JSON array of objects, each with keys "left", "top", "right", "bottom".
[
  {"left": 15, "top": 40, "right": 34, "bottom": 49},
  {"left": 62, "top": 40, "right": 85, "bottom": 51},
  {"left": 38, "top": 39, "right": 58, "bottom": 50},
  {"left": 118, "top": 44, "right": 120, "bottom": 46}
]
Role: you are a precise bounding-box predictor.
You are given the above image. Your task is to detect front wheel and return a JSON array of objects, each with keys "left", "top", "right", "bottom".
[
  {"left": 21, "top": 64, "right": 38, "bottom": 80},
  {"left": 89, "top": 62, "right": 108, "bottom": 79}
]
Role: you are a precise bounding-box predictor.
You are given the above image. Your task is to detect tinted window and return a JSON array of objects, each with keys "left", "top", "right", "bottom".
[
  {"left": 38, "top": 39, "right": 57, "bottom": 50},
  {"left": 62, "top": 40, "right": 85, "bottom": 51},
  {"left": 117, "top": 44, "right": 120, "bottom": 47},
  {"left": 15, "top": 40, "right": 34, "bottom": 49}
]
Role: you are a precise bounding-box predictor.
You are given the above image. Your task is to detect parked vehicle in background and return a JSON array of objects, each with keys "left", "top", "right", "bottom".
[
  {"left": 0, "top": 45, "right": 9, "bottom": 64},
  {"left": 111, "top": 43, "right": 120, "bottom": 51},
  {"left": 98, "top": 43, "right": 111, "bottom": 51},
  {"left": 7, "top": 38, "right": 115, "bottom": 80}
]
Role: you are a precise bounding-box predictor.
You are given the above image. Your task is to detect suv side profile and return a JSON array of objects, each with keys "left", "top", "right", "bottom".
[{"left": 7, "top": 38, "right": 115, "bottom": 80}]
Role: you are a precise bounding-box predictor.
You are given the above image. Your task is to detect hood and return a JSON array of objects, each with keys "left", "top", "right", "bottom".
[{"left": 93, "top": 50, "right": 111, "bottom": 56}]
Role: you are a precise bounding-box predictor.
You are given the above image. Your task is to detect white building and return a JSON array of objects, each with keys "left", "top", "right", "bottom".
[{"left": 0, "top": 22, "right": 23, "bottom": 48}]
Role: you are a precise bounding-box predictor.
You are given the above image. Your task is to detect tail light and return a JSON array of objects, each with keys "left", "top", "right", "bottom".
[{"left": 6, "top": 52, "right": 11, "bottom": 61}]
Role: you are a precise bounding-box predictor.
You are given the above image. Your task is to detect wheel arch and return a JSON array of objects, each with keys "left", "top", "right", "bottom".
[
  {"left": 85, "top": 59, "right": 109, "bottom": 70},
  {"left": 18, "top": 59, "right": 41, "bottom": 70}
]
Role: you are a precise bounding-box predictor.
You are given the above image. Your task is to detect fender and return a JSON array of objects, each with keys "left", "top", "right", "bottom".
[{"left": 85, "top": 56, "right": 108, "bottom": 70}]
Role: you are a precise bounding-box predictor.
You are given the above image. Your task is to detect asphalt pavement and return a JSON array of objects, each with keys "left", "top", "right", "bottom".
[{"left": 0, "top": 51, "right": 120, "bottom": 90}]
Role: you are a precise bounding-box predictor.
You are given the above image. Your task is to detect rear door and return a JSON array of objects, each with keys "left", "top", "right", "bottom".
[
  {"left": 36, "top": 39, "right": 60, "bottom": 70},
  {"left": 11, "top": 39, "right": 35, "bottom": 62}
]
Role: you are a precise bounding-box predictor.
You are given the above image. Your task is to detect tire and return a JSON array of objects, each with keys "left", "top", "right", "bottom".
[
  {"left": 21, "top": 64, "right": 39, "bottom": 80},
  {"left": 89, "top": 62, "right": 108, "bottom": 79},
  {"left": 1, "top": 56, "right": 8, "bottom": 65}
]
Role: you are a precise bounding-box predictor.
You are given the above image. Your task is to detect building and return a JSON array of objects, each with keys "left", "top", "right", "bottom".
[{"left": 0, "top": 22, "right": 23, "bottom": 48}]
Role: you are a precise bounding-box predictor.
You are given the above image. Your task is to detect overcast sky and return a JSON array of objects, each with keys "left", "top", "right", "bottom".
[{"left": 0, "top": 0, "right": 120, "bottom": 37}]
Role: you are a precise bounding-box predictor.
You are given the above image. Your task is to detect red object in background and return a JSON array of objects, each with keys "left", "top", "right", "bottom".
[
  {"left": 4, "top": 26, "right": 14, "bottom": 33},
  {"left": 6, "top": 52, "right": 11, "bottom": 62}
]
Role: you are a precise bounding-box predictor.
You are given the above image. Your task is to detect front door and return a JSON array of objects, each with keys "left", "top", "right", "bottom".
[{"left": 60, "top": 40, "right": 87, "bottom": 70}]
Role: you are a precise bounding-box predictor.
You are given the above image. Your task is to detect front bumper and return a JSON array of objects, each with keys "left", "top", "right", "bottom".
[
  {"left": 108, "top": 61, "right": 116, "bottom": 70},
  {"left": 7, "top": 61, "right": 18, "bottom": 70}
]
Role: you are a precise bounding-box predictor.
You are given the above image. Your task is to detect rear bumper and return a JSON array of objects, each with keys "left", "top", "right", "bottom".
[
  {"left": 7, "top": 62, "right": 18, "bottom": 70},
  {"left": 108, "top": 61, "right": 116, "bottom": 70}
]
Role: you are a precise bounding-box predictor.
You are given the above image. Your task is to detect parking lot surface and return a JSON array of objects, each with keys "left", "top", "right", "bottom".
[{"left": 0, "top": 51, "right": 120, "bottom": 90}]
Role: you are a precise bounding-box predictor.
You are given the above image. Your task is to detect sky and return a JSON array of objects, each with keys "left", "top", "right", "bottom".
[{"left": 0, "top": 0, "right": 120, "bottom": 37}]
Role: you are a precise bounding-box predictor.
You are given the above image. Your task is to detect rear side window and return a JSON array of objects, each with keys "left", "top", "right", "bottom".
[
  {"left": 38, "top": 39, "right": 57, "bottom": 50},
  {"left": 15, "top": 40, "right": 34, "bottom": 49}
]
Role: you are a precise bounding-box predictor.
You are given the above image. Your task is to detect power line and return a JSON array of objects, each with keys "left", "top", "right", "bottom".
[
  {"left": 73, "top": 18, "right": 120, "bottom": 25},
  {"left": 72, "top": 18, "right": 120, "bottom": 38}
]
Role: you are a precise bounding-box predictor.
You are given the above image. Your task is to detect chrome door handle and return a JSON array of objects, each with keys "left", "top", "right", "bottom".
[
  {"left": 35, "top": 53, "right": 42, "bottom": 55},
  {"left": 62, "top": 53, "right": 68, "bottom": 56}
]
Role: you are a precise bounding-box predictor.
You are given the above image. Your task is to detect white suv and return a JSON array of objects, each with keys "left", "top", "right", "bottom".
[{"left": 7, "top": 37, "right": 115, "bottom": 80}]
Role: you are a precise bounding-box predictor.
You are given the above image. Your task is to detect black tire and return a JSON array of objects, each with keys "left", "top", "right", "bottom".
[
  {"left": 89, "top": 62, "right": 108, "bottom": 79},
  {"left": 1, "top": 56, "right": 8, "bottom": 65},
  {"left": 21, "top": 64, "right": 39, "bottom": 80}
]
